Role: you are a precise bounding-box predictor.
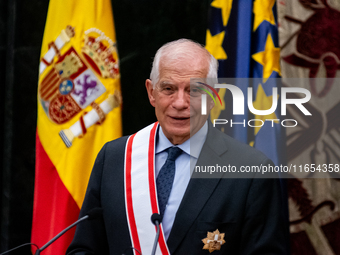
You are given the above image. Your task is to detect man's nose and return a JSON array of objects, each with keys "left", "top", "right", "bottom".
[{"left": 172, "top": 90, "right": 189, "bottom": 109}]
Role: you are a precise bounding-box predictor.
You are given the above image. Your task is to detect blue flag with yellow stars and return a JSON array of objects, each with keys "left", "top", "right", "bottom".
[{"left": 205, "top": 0, "right": 286, "bottom": 166}]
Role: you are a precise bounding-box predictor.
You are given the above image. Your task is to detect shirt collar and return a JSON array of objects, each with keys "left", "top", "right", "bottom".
[{"left": 156, "top": 121, "right": 208, "bottom": 159}]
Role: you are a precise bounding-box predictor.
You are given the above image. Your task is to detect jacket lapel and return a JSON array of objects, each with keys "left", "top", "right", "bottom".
[{"left": 167, "top": 123, "right": 229, "bottom": 253}]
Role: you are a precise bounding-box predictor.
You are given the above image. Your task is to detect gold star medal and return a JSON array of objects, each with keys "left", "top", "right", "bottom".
[{"left": 202, "top": 229, "right": 226, "bottom": 253}]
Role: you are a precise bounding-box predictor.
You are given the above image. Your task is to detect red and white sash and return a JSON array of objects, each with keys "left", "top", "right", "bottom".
[{"left": 124, "top": 122, "right": 170, "bottom": 255}]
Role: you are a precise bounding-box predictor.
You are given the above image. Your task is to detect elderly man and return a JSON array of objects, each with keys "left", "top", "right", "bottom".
[{"left": 67, "top": 39, "right": 289, "bottom": 255}]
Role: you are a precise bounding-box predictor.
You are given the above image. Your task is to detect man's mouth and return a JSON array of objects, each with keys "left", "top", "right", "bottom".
[{"left": 170, "top": 116, "right": 190, "bottom": 120}]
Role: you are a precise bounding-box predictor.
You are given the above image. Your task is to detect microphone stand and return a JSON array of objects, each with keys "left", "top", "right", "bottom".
[
  {"left": 1, "top": 208, "right": 102, "bottom": 255},
  {"left": 35, "top": 215, "right": 90, "bottom": 254},
  {"left": 150, "top": 213, "right": 162, "bottom": 255},
  {"left": 151, "top": 222, "right": 160, "bottom": 255}
]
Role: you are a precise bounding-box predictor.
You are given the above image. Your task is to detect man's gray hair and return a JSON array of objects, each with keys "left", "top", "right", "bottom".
[{"left": 150, "top": 39, "right": 218, "bottom": 87}]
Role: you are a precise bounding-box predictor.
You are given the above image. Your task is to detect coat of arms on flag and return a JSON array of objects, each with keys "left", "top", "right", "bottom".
[{"left": 38, "top": 26, "right": 121, "bottom": 147}]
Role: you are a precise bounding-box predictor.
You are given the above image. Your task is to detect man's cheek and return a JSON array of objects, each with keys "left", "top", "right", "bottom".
[{"left": 190, "top": 101, "right": 202, "bottom": 112}]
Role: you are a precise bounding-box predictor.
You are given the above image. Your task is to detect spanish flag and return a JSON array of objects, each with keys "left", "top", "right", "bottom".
[{"left": 32, "top": 1, "right": 121, "bottom": 254}]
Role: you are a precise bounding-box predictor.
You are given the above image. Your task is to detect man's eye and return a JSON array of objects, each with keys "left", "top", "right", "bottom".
[
  {"left": 190, "top": 87, "right": 202, "bottom": 97},
  {"left": 161, "top": 86, "right": 174, "bottom": 94}
]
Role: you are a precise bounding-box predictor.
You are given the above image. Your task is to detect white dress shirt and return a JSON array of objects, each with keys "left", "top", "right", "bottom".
[{"left": 155, "top": 121, "right": 208, "bottom": 240}]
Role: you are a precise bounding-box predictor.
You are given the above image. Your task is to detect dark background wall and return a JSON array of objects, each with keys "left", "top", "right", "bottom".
[{"left": 0, "top": 0, "right": 210, "bottom": 253}]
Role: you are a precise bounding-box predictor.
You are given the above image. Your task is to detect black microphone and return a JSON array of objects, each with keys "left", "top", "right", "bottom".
[
  {"left": 35, "top": 207, "right": 103, "bottom": 255},
  {"left": 151, "top": 213, "right": 162, "bottom": 226},
  {"left": 150, "top": 213, "right": 162, "bottom": 255}
]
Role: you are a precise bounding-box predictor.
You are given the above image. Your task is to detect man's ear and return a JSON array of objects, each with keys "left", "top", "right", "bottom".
[
  {"left": 208, "top": 97, "right": 215, "bottom": 111},
  {"left": 208, "top": 88, "right": 219, "bottom": 110},
  {"left": 145, "top": 79, "right": 156, "bottom": 107}
]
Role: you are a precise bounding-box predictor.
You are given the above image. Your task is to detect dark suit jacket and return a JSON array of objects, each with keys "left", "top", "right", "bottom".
[{"left": 67, "top": 123, "right": 290, "bottom": 255}]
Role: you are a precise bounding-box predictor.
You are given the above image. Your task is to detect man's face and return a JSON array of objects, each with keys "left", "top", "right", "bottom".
[{"left": 146, "top": 57, "right": 214, "bottom": 145}]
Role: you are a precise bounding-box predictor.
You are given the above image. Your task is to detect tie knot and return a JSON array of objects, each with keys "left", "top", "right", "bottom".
[{"left": 167, "top": 147, "right": 182, "bottom": 161}]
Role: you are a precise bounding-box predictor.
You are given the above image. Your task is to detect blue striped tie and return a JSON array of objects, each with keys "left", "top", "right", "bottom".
[{"left": 156, "top": 147, "right": 182, "bottom": 216}]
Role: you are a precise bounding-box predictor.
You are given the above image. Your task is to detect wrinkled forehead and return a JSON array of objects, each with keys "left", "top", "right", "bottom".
[{"left": 159, "top": 53, "right": 210, "bottom": 77}]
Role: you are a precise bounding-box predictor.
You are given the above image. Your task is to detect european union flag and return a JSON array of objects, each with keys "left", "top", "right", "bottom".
[{"left": 206, "top": 0, "right": 286, "bottom": 166}]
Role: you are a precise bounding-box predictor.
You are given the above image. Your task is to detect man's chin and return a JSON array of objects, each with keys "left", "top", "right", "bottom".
[{"left": 162, "top": 126, "right": 190, "bottom": 144}]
